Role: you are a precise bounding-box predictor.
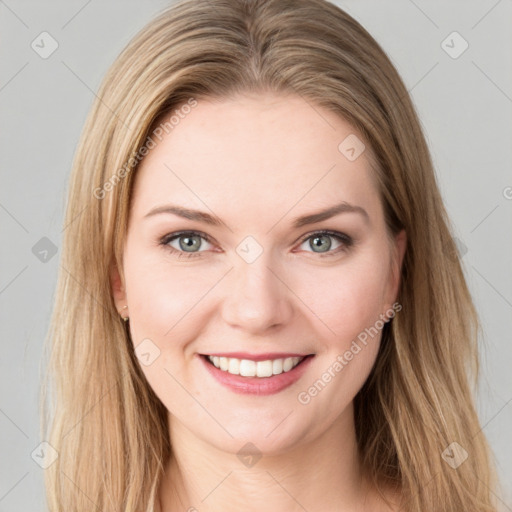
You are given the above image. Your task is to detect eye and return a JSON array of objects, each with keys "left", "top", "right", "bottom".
[
  {"left": 159, "top": 229, "right": 354, "bottom": 259},
  {"left": 296, "top": 230, "right": 353, "bottom": 257},
  {"left": 159, "top": 231, "right": 214, "bottom": 258}
]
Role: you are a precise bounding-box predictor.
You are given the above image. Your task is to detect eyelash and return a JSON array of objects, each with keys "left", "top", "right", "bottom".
[{"left": 158, "top": 229, "right": 354, "bottom": 259}]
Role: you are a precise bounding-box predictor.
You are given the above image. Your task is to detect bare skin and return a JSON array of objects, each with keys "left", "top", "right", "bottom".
[{"left": 111, "top": 92, "right": 406, "bottom": 511}]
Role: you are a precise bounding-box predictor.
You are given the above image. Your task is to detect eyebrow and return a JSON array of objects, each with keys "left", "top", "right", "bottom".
[{"left": 143, "top": 201, "right": 369, "bottom": 228}]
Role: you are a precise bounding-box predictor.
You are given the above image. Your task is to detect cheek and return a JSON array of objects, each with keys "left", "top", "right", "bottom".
[
  {"left": 122, "top": 248, "right": 217, "bottom": 408},
  {"left": 124, "top": 245, "right": 218, "bottom": 339},
  {"left": 293, "top": 263, "right": 389, "bottom": 424},
  {"left": 294, "top": 259, "right": 389, "bottom": 349}
]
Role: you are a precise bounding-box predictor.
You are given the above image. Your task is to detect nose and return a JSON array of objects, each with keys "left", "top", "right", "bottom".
[{"left": 221, "top": 255, "right": 294, "bottom": 335}]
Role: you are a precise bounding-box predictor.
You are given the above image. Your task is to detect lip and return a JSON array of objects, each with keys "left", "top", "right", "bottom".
[{"left": 199, "top": 353, "right": 315, "bottom": 395}]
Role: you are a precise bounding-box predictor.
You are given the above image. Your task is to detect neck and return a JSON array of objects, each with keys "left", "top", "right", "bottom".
[{"left": 157, "top": 402, "right": 384, "bottom": 512}]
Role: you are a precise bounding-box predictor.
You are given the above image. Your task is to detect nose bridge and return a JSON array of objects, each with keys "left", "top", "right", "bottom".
[{"left": 221, "top": 248, "right": 293, "bottom": 333}]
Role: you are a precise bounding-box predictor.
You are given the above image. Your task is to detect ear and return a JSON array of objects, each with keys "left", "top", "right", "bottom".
[
  {"left": 384, "top": 229, "right": 407, "bottom": 311},
  {"left": 110, "top": 262, "right": 127, "bottom": 313}
]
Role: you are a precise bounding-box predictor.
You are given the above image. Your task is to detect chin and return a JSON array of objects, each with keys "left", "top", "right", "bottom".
[{"left": 201, "top": 407, "right": 317, "bottom": 457}]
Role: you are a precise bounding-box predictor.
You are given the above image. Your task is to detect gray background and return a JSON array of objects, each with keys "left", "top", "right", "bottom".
[{"left": 1, "top": 0, "right": 511, "bottom": 510}]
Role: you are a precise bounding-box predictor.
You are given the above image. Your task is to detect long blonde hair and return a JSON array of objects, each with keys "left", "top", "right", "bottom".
[{"left": 40, "top": 0, "right": 501, "bottom": 510}]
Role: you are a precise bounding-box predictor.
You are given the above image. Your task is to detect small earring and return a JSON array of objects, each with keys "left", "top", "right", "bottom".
[{"left": 120, "top": 305, "right": 129, "bottom": 322}]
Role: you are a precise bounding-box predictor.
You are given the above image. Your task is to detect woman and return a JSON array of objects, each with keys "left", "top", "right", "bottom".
[{"left": 41, "top": 0, "right": 501, "bottom": 510}]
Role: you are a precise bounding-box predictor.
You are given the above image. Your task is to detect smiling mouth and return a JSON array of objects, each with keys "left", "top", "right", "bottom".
[{"left": 202, "top": 354, "right": 313, "bottom": 378}]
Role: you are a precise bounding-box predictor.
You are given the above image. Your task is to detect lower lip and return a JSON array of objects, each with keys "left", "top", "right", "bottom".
[{"left": 199, "top": 355, "right": 314, "bottom": 395}]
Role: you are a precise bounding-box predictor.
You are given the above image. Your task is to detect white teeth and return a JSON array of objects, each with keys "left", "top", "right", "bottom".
[
  {"left": 228, "top": 358, "right": 239, "bottom": 375},
  {"left": 272, "top": 358, "right": 283, "bottom": 375},
  {"left": 239, "top": 359, "right": 256, "bottom": 377},
  {"left": 207, "top": 355, "right": 305, "bottom": 377},
  {"left": 283, "top": 357, "right": 294, "bottom": 372},
  {"left": 256, "top": 360, "right": 273, "bottom": 377}
]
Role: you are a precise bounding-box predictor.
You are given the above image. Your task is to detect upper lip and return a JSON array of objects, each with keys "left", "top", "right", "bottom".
[{"left": 201, "top": 352, "right": 313, "bottom": 362}]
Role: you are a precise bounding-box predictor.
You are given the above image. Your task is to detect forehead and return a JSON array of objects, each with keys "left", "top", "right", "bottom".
[{"left": 130, "top": 93, "right": 381, "bottom": 226}]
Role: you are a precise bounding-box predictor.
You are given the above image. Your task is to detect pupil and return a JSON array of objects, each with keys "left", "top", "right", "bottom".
[
  {"left": 180, "top": 235, "right": 200, "bottom": 252},
  {"left": 311, "top": 234, "right": 331, "bottom": 252}
]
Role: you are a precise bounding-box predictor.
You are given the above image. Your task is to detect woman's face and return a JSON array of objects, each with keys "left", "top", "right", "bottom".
[{"left": 112, "top": 93, "right": 406, "bottom": 454}]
